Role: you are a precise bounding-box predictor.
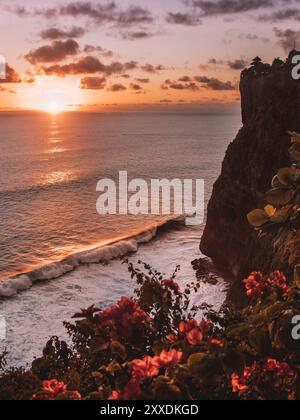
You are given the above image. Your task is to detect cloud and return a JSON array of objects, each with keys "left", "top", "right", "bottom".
[
  {"left": 120, "top": 31, "right": 156, "bottom": 40},
  {"left": 273, "top": 27, "right": 300, "bottom": 52},
  {"left": 135, "top": 78, "right": 150, "bottom": 83},
  {"left": 35, "top": 56, "right": 138, "bottom": 77},
  {"left": 208, "top": 58, "right": 224, "bottom": 65},
  {"left": 258, "top": 8, "right": 300, "bottom": 22},
  {"left": 166, "top": 12, "right": 202, "bottom": 26},
  {"left": 194, "top": 76, "right": 236, "bottom": 90},
  {"left": 80, "top": 76, "right": 106, "bottom": 89},
  {"left": 107, "top": 83, "right": 127, "bottom": 92},
  {"left": 25, "top": 39, "right": 80, "bottom": 64},
  {"left": 178, "top": 76, "right": 192, "bottom": 82},
  {"left": 161, "top": 79, "right": 200, "bottom": 91},
  {"left": 141, "top": 64, "right": 165, "bottom": 73},
  {"left": 115, "top": 6, "right": 153, "bottom": 27},
  {"left": 83, "top": 45, "right": 113, "bottom": 57},
  {"left": 40, "top": 27, "right": 86, "bottom": 40},
  {"left": 228, "top": 59, "right": 248, "bottom": 70},
  {"left": 0, "top": 64, "right": 21, "bottom": 83},
  {"left": 130, "top": 83, "right": 143, "bottom": 91},
  {"left": 192, "top": 0, "right": 274, "bottom": 16},
  {"left": 14, "top": 2, "right": 153, "bottom": 27}
]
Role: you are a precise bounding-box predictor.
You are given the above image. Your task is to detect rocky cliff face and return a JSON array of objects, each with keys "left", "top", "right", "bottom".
[{"left": 200, "top": 53, "right": 300, "bottom": 301}]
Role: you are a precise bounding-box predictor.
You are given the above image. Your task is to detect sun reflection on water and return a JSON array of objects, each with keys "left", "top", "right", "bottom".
[
  {"left": 47, "top": 147, "right": 66, "bottom": 154},
  {"left": 44, "top": 170, "right": 74, "bottom": 186}
]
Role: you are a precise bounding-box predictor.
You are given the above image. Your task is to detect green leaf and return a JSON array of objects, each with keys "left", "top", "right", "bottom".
[
  {"left": 188, "top": 353, "right": 222, "bottom": 378},
  {"left": 188, "top": 352, "right": 207, "bottom": 369},
  {"left": 247, "top": 209, "right": 269, "bottom": 227},
  {"left": 269, "top": 206, "right": 291, "bottom": 224},
  {"left": 277, "top": 167, "right": 298, "bottom": 186},
  {"left": 248, "top": 328, "right": 271, "bottom": 356},
  {"left": 265, "top": 188, "right": 295, "bottom": 206},
  {"left": 264, "top": 205, "right": 276, "bottom": 217}
]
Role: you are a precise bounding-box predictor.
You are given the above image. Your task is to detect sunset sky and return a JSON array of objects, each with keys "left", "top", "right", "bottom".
[{"left": 0, "top": 0, "right": 299, "bottom": 112}]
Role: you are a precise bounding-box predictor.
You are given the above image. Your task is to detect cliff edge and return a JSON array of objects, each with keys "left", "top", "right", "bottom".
[{"left": 200, "top": 52, "right": 300, "bottom": 300}]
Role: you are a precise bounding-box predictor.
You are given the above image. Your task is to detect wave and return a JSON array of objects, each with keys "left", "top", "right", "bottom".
[{"left": 0, "top": 215, "right": 187, "bottom": 299}]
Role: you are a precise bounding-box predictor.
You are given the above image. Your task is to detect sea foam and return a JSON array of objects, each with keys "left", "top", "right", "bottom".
[{"left": 0, "top": 217, "right": 183, "bottom": 298}]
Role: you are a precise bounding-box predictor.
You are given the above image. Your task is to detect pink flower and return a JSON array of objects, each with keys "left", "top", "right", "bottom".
[
  {"left": 186, "top": 328, "right": 203, "bottom": 346},
  {"left": 269, "top": 271, "right": 287, "bottom": 291},
  {"left": 232, "top": 359, "right": 297, "bottom": 400},
  {"left": 209, "top": 338, "right": 223, "bottom": 347},
  {"left": 199, "top": 320, "right": 211, "bottom": 335},
  {"left": 96, "top": 297, "right": 151, "bottom": 340},
  {"left": 32, "top": 380, "right": 81, "bottom": 401},
  {"left": 243, "top": 271, "right": 289, "bottom": 301},
  {"left": 159, "top": 349, "right": 183, "bottom": 367},
  {"left": 42, "top": 380, "right": 67, "bottom": 397},
  {"left": 167, "top": 334, "right": 179, "bottom": 344},
  {"left": 108, "top": 390, "right": 122, "bottom": 400},
  {"left": 243, "top": 272, "right": 265, "bottom": 299},
  {"left": 179, "top": 320, "right": 197, "bottom": 334},
  {"left": 132, "top": 356, "right": 161, "bottom": 379}
]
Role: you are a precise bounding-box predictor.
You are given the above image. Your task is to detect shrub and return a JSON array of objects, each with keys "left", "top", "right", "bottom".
[
  {"left": 1, "top": 260, "right": 300, "bottom": 400},
  {"left": 247, "top": 131, "right": 300, "bottom": 235}
]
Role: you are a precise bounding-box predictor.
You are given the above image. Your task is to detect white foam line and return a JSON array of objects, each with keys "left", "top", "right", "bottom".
[{"left": 0, "top": 216, "right": 185, "bottom": 298}]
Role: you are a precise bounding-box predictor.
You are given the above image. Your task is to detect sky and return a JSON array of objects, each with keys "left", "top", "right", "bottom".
[{"left": 0, "top": 0, "right": 299, "bottom": 112}]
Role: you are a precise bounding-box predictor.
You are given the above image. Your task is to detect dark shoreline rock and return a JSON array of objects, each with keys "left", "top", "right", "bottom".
[{"left": 200, "top": 52, "right": 300, "bottom": 302}]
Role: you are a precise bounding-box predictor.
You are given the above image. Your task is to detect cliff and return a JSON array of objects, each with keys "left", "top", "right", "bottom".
[{"left": 200, "top": 52, "right": 300, "bottom": 301}]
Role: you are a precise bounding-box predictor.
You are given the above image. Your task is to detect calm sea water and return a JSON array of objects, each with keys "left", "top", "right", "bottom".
[{"left": 0, "top": 111, "right": 241, "bottom": 280}]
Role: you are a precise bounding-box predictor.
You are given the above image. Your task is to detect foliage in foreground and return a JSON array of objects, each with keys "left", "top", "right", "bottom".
[
  {"left": 247, "top": 131, "right": 300, "bottom": 235},
  {"left": 1, "top": 261, "right": 300, "bottom": 401}
]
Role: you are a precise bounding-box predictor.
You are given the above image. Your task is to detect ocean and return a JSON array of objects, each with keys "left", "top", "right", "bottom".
[{"left": 0, "top": 111, "right": 241, "bottom": 366}]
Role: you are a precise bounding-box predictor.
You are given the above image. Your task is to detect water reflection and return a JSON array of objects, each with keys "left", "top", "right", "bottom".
[
  {"left": 47, "top": 147, "right": 66, "bottom": 154},
  {"left": 44, "top": 170, "right": 74, "bottom": 186}
]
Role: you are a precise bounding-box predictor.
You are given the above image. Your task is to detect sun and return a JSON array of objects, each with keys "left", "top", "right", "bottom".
[{"left": 44, "top": 102, "right": 65, "bottom": 115}]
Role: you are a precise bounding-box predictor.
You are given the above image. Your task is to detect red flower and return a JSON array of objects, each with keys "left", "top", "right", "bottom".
[
  {"left": 108, "top": 390, "right": 122, "bottom": 400},
  {"left": 109, "top": 377, "right": 142, "bottom": 401},
  {"left": 232, "top": 359, "right": 297, "bottom": 400},
  {"left": 186, "top": 328, "right": 203, "bottom": 346},
  {"left": 179, "top": 319, "right": 197, "bottom": 334},
  {"left": 231, "top": 368, "right": 252, "bottom": 393},
  {"left": 32, "top": 380, "right": 81, "bottom": 401},
  {"left": 269, "top": 271, "right": 287, "bottom": 291},
  {"left": 264, "top": 358, "right": 295, "bottom": 378},
  {"left": 199, "top": 320, "right": 211, "bottom": 335},
  {"left": 97, "top": 297, "right": 151, "bottom": 340},
  {"left": 159, "top": 349, "right": 183, "bottom": 367},
  {"left": 243, "top": 272, "right": 265, "bottom": 299},
  {"left": 132, "top": 356, "right": 161, "bottom": 379},
  {"left": 167, "top": 334, "right": 179, "bottom": 344},
  {"left": 162, "top": 279, "right": 180, "bottom": 294},
  {"left": 209, "top": 338, "right": 223, "bottom": 347},
  {"left": 244, "top": 271, "right": 288, "bottom": 301},
  {"left": 111, "top": 348, "right": 183, "bottom": 401}
]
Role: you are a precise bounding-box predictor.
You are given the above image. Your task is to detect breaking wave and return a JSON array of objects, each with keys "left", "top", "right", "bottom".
[{"left": 0, "top": 216, "right": 186, "bottom": 298}]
